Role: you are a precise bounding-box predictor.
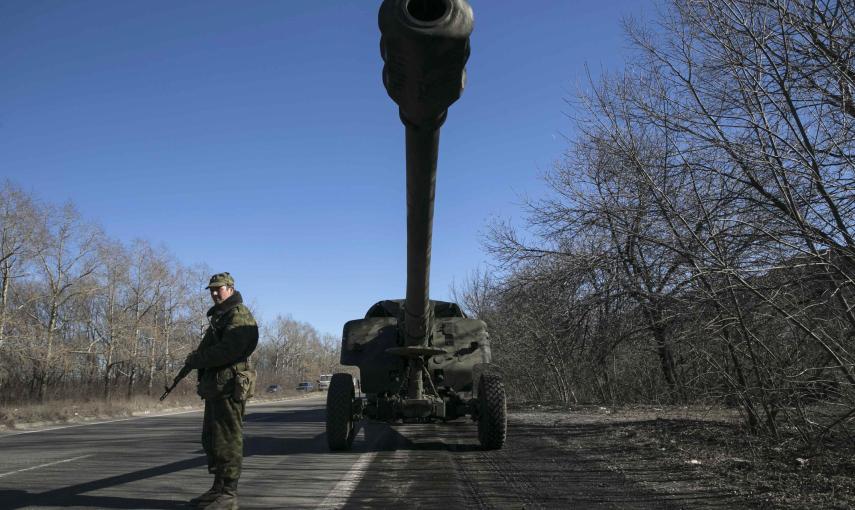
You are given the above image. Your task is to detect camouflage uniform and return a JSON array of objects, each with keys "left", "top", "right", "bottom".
[{"left": 187, "top": 272, "right": 258, "bottom": 509}]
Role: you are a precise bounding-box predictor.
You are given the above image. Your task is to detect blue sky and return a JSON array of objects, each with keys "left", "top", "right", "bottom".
[{"left": 1, "top": 0, "right": 654, "bottom": 336}]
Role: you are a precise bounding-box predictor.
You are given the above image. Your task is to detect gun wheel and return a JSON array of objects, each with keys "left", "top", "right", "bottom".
[
  {"left": 477, "top": 373, "right": 507, "bottom": 450},
  {"left": 326, "top": 373, "right": 356, "bottom": 451}
]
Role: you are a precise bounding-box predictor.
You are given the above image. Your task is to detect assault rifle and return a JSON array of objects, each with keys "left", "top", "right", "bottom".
[{"left": 159, "top": 362, "right": 192, "bottom": 401}]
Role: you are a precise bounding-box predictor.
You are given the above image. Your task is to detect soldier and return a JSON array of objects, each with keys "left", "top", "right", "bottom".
[{"left": 185, "top": 272, "right": 258, "bottom": 510}]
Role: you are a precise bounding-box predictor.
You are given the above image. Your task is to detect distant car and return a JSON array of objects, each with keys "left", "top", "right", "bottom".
[
  {"left": 318, "top": 374, "right": 332, "bottom": 391},
  {"left": 296, "top": 382, "right": 315, "bottom": 392},
  {"left": 265, "top": 384, "right": 282, "bottom": 393}
]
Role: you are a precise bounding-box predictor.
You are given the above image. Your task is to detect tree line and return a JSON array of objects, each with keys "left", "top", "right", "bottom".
[
  {"left": 461, "top": 0, "right": 854, "bottom": 441},
  {"left": 0, "top": 182, "right": 341, "bottom": 405}
]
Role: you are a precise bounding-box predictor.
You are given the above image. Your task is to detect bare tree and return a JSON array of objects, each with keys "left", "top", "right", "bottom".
[
  {"left": 476, "top": 0, "right": 854, "bottom": 440},
  {"left": 24, "top": 203, "right": 100, "bottom": 402},
  {"left": 0, "top": 182, "right": 39, "bottom": 346}
]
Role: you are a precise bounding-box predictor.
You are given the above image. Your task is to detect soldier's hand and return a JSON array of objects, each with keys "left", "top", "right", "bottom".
[{"left": 184, "top": 351, "right": 197, "bottom": 368}]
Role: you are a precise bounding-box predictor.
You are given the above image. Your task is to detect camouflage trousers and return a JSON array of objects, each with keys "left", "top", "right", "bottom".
[{"left": 202, "top": 397, "right": 245, "bottom": 480}]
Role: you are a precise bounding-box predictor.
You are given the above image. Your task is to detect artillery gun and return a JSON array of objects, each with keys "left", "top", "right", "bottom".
[{"left": 325, "top": 0, "right": 507, "bottom": 451}]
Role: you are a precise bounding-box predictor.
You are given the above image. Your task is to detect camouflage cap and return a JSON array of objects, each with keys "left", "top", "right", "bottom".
[{"left": 206, "top": 272, "right": 234, "bottom": 289}]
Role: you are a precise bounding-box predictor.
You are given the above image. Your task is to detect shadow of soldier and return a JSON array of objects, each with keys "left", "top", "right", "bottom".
[
  {"left": 0, "top": 455, "right": 207, "bottom": 509},
  {"left": 0, "top": 435, "right": 333, "bottom": 510},
  {"left": 0, "top": 405, "right": 332, "bottom": 509}
]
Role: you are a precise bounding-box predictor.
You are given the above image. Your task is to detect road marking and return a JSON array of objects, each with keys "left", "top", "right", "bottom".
[
  {"left": 317, "top": 427, "right": 389, "bottom": 510},
  {"left": 317, "top": 451, "right": 378, "bottom": 509},
  {"left": 0, "top": 454, "right": 93, "bottom": 479}
]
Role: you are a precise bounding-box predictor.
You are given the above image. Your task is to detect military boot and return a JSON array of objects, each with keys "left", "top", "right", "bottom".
[
  {"left": 190, "top": 476, "right": 223, "bottom": 507},
  {"left": 202, "top": 477, "right": 238, "bottom": 510}
]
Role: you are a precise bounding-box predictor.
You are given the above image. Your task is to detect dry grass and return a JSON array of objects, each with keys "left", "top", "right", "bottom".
[
  {"left": 0, "top": 390, "right": 316, "bottom": 430},
  {"left": 0, "top": 395, "right": 200, "bottom": 429}
]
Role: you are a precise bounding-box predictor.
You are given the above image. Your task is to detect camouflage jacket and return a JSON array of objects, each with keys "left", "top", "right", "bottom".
[{"left": 188, "top": 291, "right": 258, "bottom": 399}]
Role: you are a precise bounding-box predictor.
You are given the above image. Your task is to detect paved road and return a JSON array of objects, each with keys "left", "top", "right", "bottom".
[
  {"left": 0, "top": 395, "right": 390, "bottom": 509},
  {"left": 0, "top": 396, "right": 738, "bottom": 509},
  {"left": 0, "top": 394, "right": 497, "bottom": 510}
]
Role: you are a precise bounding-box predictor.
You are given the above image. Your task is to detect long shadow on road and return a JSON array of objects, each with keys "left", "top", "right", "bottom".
[
  {"left": 0, "top": 404, "right": 330, "bottom": 509},
  {"left": 0, "top": 456, "right": 205, "bottom": 509}
]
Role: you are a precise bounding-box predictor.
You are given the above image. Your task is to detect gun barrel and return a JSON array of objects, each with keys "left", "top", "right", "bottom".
[
  {"left": 379, "top": 0, "right": 473, "bottom": 347},
  {"left": 159, "top": 363, "right": 192, "bottom": 401},
  {"left": 403, "top": 126, "right": 438, "bottom": 347}
]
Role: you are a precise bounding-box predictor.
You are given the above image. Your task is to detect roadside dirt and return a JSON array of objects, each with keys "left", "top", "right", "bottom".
[{"left": 505, "top": 404, "right": 855, "bottom": 509}]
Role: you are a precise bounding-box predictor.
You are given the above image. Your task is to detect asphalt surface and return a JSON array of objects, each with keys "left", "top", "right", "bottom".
[
  {"left": 0, "top": 395, "right": 516, "bottom": 510},
  {"left": 0, "top": 396, "right": 739, "bottom": 509},
  {"left": 0, "top": 395, "right": 374, "bottom": 509}
]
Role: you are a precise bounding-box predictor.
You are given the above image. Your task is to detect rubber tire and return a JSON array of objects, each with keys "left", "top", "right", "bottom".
[
  {"left": 326, "top": 373, "right": 356, "bottom": 451},
  {"left": 477, "top": 374, "right": 507, "bottom": 450}
]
